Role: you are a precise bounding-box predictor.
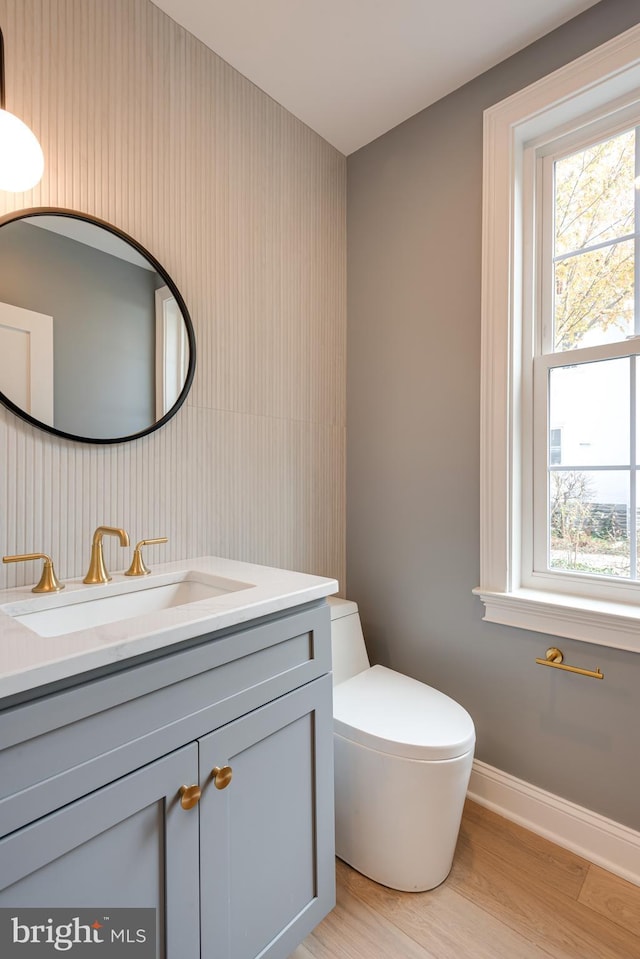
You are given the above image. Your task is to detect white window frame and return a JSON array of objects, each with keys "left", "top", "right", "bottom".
[{"left": 474, "top": 24, "right": 640, "bottom": 654}]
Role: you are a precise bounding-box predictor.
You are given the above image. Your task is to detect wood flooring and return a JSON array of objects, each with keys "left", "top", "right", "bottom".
[{"left": 293, "top": 800, "right": 640, "bottom": 959}]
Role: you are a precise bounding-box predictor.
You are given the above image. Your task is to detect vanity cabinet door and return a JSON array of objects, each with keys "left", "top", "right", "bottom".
[
  {"left": 198, "top": 674, "right": 335, "bottom": 959},
  {"left": 0, "top": 744, "right": 200, "bottom": 959}
]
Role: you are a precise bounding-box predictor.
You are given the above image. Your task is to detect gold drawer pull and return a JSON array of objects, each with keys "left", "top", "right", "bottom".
[
  {"left": 179, "top": 784, "right": 202, "bottom": 809},
  {"left": 211, "top": 765, "right": 233, "bottom": 790}
]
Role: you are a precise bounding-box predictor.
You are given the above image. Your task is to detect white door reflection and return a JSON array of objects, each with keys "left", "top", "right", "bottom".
[
  {"left": 0, "top": 301, "right": 53, "bottom": 426},
  {"left": 155, "top": 285, "right": 188, "bottom": 419}
]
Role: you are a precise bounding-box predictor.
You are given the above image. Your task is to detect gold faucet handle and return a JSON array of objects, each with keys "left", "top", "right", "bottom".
[
  {"left": 3, "top": 553, "right": 65, "bottom": 593},
  {"left": 125, "top": 538, "right": 168, "bottom": 577}
]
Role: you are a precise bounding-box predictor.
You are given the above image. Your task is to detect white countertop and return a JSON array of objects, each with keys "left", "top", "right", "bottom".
[{"left": 0, "top": 556, "right": 339, "bottom": 701}]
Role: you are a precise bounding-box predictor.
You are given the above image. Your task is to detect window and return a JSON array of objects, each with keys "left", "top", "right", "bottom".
[
  {"left": 475, "top": 24, "right": 640, "bottom": 652},
  {"left": 549, "top": 428, "right": 562, "bottom": 467},
  {"left": 535, "top": 123, "right": 640, "bottom": 585}
]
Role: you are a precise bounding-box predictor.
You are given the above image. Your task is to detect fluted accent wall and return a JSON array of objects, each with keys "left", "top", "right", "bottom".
[{"left": 0, "top": 0, "right": 346, "bottom": 586}]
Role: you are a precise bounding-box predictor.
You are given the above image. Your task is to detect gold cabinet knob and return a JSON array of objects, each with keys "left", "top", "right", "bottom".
[
  {"left": 211, "top": 765, "right": 233, "bottom": 790},
  {"left": 179, "top": 784, "right": 202, "bottom": 809}
]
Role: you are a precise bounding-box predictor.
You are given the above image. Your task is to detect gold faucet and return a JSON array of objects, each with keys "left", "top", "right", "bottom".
[
  {"left": 83, "top": 526, "right": 130, "bottom": 584},
  {"left": 3, "top": 552, "right": 65, "bottom": 593}
]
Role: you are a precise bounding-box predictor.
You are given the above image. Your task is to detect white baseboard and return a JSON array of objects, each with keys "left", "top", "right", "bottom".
[{"left": 467, "top": 760, "right": 640, "bottom": 888}]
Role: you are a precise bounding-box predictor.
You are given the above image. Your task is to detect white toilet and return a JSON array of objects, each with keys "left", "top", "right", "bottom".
[{"left": 329, "top": 597, "right": 475, "bottom": 892}]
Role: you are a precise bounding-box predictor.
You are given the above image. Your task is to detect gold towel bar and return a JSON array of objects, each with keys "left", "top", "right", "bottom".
[{"left": 535, "top": 647, "right": 603, "bottom": 680}]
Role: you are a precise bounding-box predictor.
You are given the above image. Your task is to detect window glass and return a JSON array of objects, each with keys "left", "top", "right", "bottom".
[
  {"left": 549, "top": 469, "right": 630, "bottom": 577},
  {"left": 548, "top": 359, "right": 630, "bottom": 468},
  {"left": 548, "top": 359, "right": 632, "bottom": 578},
  {"left": 552, "top": 128, "right": 636, "bottom": 351}
]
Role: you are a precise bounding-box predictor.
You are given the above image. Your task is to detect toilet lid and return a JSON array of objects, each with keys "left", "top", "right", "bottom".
[{"left": 333, "top": 665, "right": 475, "bottom": 761}]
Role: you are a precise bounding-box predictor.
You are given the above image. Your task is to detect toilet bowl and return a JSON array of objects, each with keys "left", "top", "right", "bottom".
[{"left": 329, "top": 597, "right": 475, "bottom": 892}]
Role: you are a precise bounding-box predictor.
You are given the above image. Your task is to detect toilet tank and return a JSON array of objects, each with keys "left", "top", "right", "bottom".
[{"left": 327, "top": 597, "right": 370, "bottom": 685}]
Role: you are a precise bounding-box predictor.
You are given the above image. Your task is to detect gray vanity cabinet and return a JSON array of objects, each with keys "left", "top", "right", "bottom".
[
  {"left": 0, "top": 604, "right": 335, "bottom": 959},
  {"left": 199, "top": 676, "right": 334, "bottom": 959},
  {"left": 0, "top": 745, "right": 201, "bottom": 956}
]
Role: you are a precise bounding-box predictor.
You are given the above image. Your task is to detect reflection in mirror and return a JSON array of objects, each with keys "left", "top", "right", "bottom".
[{"left": 0, "top": 209, "right": 195, "bottom": 443}]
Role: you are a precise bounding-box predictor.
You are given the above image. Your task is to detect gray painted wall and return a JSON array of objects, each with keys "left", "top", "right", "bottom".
[
  {"left": 347, "top": 0, "right": 640, "bottom": 830},
  {"left": 0, "top": 221, "right": 159, "bottom": 438}
]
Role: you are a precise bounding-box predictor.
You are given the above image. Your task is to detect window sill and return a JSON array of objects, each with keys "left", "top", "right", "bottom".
[{"left": 473, "top": 587, "right": 640, "bottom": 653}]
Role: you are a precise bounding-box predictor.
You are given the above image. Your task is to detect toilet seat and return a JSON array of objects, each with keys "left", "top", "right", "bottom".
[{"left": 333, "top": 664, "right": 475, "bottom": 761}]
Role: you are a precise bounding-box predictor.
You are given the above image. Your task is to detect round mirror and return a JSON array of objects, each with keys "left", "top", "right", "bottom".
[{"left": 0, "top": 208, "right": 196, "bottom": 443}]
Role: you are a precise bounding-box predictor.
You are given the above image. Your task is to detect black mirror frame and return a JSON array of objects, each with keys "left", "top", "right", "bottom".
[{"left": 0, "top": 207, "right": 196, "bottom": 445}]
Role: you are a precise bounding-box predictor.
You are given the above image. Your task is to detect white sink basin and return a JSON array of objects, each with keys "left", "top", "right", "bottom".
[{"left": 3, "top": 572, "right": 253, "bottom": 638}]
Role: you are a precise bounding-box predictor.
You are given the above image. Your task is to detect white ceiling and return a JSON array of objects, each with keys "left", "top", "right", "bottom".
[
  {"left": 151, "top": 0, "right": 602, "bottom": 155},
  {"left": 27, "top": 216, "right": 155, "bottom": 270}
]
